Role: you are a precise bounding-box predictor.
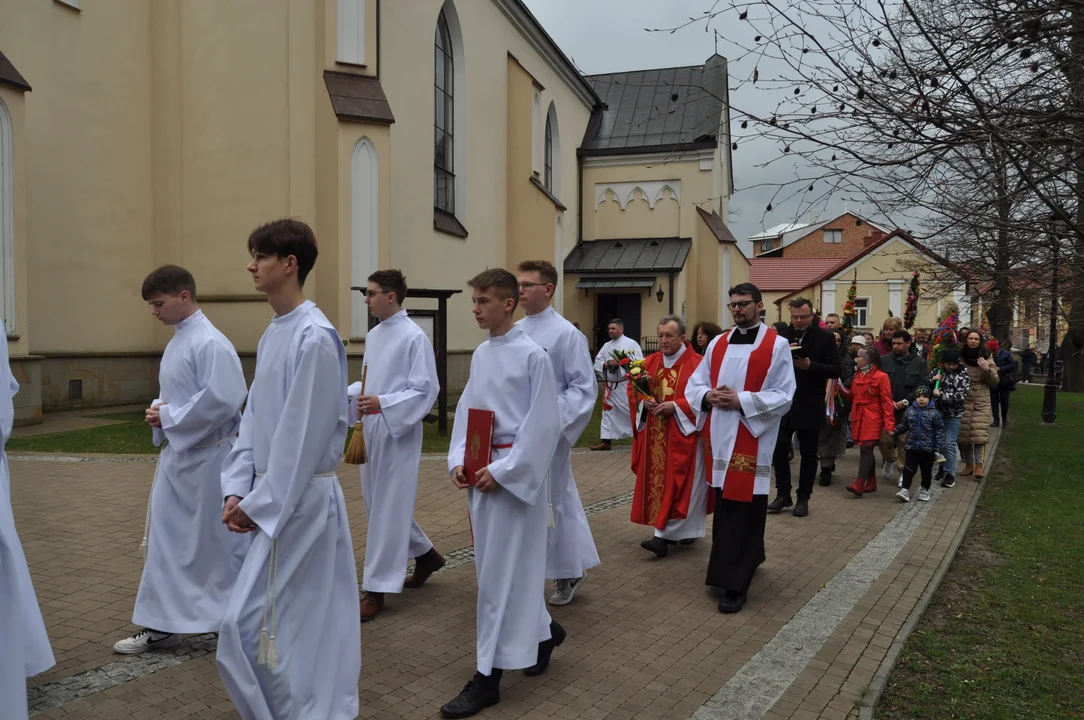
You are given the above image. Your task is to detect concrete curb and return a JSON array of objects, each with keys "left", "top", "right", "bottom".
[{"left": 858, "top": 425, "right": 1003, "bottom": 720}]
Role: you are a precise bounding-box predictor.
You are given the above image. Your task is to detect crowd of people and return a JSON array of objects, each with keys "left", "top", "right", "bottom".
[{"left": 0, "top": 220, "right": 1025, "bottom": 720}]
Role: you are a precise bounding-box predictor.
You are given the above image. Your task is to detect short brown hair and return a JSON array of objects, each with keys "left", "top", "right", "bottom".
[
  {"left": 788, "top": 297, "right": 814, "bottom": 311},
  {"left": 468, "top": 268, "right": 519, "bottom": 309},
  {"left": 368, "top": 269, "right": 407, "bottom": 304},
  {"left": 516, "top": 260, "right": 558, "bottom": 287},
  {"left": 142, "top": 265, "right": 197, "bottom": 302},
  {"left": 247, "top": 218, "right": 318, "bottom": 286}
]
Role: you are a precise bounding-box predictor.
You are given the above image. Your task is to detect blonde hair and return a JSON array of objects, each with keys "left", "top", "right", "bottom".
[{"left": 882, "top": 316, "right": 904, "bottom": 333}]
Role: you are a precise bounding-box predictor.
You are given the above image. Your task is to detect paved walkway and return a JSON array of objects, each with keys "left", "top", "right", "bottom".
[{"left": 9, "top": 431, "right": 999, "bottom": 719}]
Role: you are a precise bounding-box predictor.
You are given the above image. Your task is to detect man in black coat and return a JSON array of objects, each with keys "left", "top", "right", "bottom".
[{"left": 768, "top": 298, "right": 841, "bottom": 517}]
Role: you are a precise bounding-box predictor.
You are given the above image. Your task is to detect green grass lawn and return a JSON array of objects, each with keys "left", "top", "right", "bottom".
[
  {"left": 876, "top": 385, "right": 1084, "bottom": 720},
  {"left": 6, "top": 389, "right": 632, "bottom": 456}
]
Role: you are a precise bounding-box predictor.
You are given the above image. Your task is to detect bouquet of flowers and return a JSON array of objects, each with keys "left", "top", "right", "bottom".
[
  {"left": 610, "top": 348, "right": 634, "bottom": 365},
  {"left": 841, "top": 270, "right": 858, "bottom": 333},
  {"left": 627, "top": 359, "right": 653, "bottom": 400},
  {"left": 903, "top": 271, "right": 920, "bottom": 329}
]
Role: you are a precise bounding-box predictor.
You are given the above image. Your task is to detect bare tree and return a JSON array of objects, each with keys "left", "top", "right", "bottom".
[{"left": 651, "top": 0, "right": 1084, "bottom": 389}]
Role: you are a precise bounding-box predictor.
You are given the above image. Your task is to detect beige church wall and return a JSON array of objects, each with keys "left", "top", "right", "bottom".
[
  {"left": 321, "top": 0, "right": 379, "bottom": 76},
  {"left": 505, "top": 56, "right": 561, "bottom": 314},
  {"left": 379, "top": 0, "right": 590, "bottom": 352},
  {"left": 148, "top": 0, "right": 321, "bottom": 355},
  {"left": 593, "top": 189, "right": 680, "bottom": 240},
  {"left": 561, "top": 286, "right": 596, "bottom": 341},
  {"left": 583, "top": 159, "right": 709, "bottom": 242},
  {"left": 1, "top": 0, "right": 157, "bottom": 355},
  {"left": 316, "top": 122, "right": 392, "bottom": 352}
]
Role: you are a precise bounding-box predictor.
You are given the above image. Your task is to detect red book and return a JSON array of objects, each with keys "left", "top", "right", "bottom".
[{"left": 464, "top": 408, "right": 496, "bottom": 486}]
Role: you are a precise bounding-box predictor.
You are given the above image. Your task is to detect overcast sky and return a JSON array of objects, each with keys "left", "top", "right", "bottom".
[{"left": 522, "top": 0, "right": 879, "bottom": 254}]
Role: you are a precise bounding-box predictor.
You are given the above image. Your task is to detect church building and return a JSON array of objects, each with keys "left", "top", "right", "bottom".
[{"left": 0, "top": 0, "right": 744, "bottom": 424}]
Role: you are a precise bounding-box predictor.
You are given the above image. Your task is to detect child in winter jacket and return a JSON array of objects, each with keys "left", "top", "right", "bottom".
[
  {"left": 891, "top": 385, "right": 946, "bottom": 502},
  {"left": 846, "top": 347, "right": 896, "bottom": 498},
  {"left": 932, "top": 348, "right": 969, "bottom": 487}
]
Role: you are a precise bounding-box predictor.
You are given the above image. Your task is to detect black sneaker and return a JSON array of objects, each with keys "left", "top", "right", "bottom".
[
  {"left": 940, "top": 474, "right": 956, "bottom": 488},
  {"left": 441, "top": 672, "right": 501, "bottom": 718},
  {"left": 766, "top": 494, "right": 793, "bottom": 513}
]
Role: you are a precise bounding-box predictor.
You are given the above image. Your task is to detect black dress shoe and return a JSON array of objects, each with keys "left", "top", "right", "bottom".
[
  {"left": 792, "top": 499, "right": 809, "bottom": 517},
  {"left": 818, "top": 468, "right": 832, "bottom": 487},
  {"left": 678, "top": 538, "right": 696, "bottom": 546},
  {"left": 640, "top": 537, "right": 670, "bottom": 557},
  {"left": 718, "top": 591, "right": 746, "bottom": 614},
  {"left": 441, "top": 672, "right": 501, "bottom": 718},
  {"left": 524, "top": 621, "right": 566, "bottom": 676},
  {"left": 766, "top": 493, "right": 793, "bottom": 513}
]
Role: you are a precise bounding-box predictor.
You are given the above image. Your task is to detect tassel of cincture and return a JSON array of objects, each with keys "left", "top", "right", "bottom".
[
  {"left": 546, "top": 471, "right": 555, "bottom": 529},
  {"left": 258, "top": 538, "right": 280, "bottom": 670}
]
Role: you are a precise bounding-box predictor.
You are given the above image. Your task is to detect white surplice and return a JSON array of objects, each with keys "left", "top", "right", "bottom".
[
  {"left": 133, "top": 310, "right": 250, "bottom": 634},
  {"left": 516, "top": 307, "right": 600, "bottom": 580},
  {"left": 633, "top": 344, "right": 709, "bottom": 542},
  {"left": 347, "top": 309, "right": 438, "bottom": 594},
  {"left": 593, "top": 335, "right": 644, "bottom": 441},
  {"left": 684, "top": 324, "right": 796, "bottom": 495},
  {"left": 0, "top": 338, "right": 54, "bottom": 720},
  {"left": 217, "top": 301, "right": 360, "bottom": 720},
  {"left": 447, "top": 326, "right": 561, "bottom": 674}
]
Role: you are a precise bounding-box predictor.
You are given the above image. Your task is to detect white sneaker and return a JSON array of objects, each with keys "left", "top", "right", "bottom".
[
  {"left": 548, "top": 573, "right": 587, "bottom": 606},
  {"left": 113, "top": 628, "right": 181, "bottom": 655},
  {"left": 917, "top": 489, "right": 931, "bottom": 502},
  {"left": 882, "top": 460, "right": 897, "bottom": 479},
  {"left": 895, "top": 488, "right": 910, "bottom": 503}
]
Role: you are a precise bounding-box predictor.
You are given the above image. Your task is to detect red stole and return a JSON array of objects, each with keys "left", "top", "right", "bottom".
[
  {"left": 629, "top": 344, "right": 704, "bottom": 530},
  {"left": 709, "top": 327, "right": 778, "bottom": 502}
]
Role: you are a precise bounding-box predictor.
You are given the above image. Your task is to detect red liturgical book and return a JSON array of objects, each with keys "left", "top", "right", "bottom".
[{"left": 464, "top": 408, "right": 496, "bottom": 486}]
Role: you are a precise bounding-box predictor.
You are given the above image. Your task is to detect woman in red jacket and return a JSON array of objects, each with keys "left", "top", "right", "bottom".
[{"left": 847, "top": 347, "right": 896, "bottom": 497}]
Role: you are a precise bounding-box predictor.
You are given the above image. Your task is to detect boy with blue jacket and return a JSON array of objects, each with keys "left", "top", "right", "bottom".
[{"left": 892, "top": 385, "right": 946, "bottom": 502}]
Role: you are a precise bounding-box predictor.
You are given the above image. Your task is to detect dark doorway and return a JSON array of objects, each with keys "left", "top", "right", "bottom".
[{"left": 595, "top": 293, "right": 642, "bottom": 352}]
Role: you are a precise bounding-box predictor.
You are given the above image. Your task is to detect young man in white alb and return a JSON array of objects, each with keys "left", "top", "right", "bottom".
[
  {"left": 442, "top": 269, "right": 564, "bottom": 719},
  {"left": 113, "top": 265, "right": 250, "bottom": 655},
  {"left": 348, "top": 269, "right": 444, "bottom": 622},
  {"left": 515, "top": 260, "right": 599, "bottom": 606},
  {"left": 1, "top": 332, "right": 55, "bottom": 720},
  {"left": 217, "top": 219, "right": 360, "bottom": 720}
]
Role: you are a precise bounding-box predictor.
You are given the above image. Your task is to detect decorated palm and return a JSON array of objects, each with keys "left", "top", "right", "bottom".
[
  {"left": 903, "top": 271, "right": 920, "bottom": 330},
  {"left": 841, "top": 270, "right": 858, "bottom": 333},
  {"left": 928, "top": 301, "right": 961, "bottom": 371}
]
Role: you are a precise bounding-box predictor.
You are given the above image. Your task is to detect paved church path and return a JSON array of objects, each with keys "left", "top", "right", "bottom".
[{"left": 10, "top": 431, "right": 998, "bottom": 719}]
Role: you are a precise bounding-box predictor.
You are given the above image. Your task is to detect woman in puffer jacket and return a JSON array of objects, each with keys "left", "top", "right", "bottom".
[
  {"left": 957, "top": 330, "right": 1000, "bottom": 479},
  {"left": 846, "top": 347, "right": 896, "bottom": 497}
]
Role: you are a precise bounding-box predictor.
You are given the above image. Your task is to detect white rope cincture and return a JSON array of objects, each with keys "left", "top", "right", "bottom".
[
  {"left": 258, "top": 538, "right": 279, "bottom": 670},
  {"left": 139, "top": 472, "right": 156, "bottom": 561}
]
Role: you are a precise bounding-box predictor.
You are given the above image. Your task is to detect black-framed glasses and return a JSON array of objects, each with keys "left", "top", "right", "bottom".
[
  {"left": 364, "top": 290, "right": 389, "bottom": 298},
  {"left": 518, "top": 282, "right": 551, "bottom": 290},
  {"left": 727, "top": 300, "right": 755, "bottom": 310}
]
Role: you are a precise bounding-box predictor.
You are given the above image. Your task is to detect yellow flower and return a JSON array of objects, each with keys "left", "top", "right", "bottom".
[{"left": 629, "top": 367, "right": 642, "bottom": 377}]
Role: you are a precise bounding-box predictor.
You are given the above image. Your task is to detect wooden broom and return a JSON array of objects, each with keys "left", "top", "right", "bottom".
[{"left": 344, "top": 365, "right": 368, "bottom": 464}]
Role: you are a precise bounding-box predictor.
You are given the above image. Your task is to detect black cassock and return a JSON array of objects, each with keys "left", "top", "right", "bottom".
[{"left": 703, "top": 324, "right": 768, "bottom": 595}]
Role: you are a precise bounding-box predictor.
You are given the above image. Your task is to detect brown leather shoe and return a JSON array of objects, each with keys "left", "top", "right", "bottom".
[
  {"left": 974, "top": 462, "right": 985, "bottom": 479},
  {"left": 589, "top": 442, "right": 612, "bottom": 452},
  {"left": 960, "top": 464, "right": 975, "bottom": 476},
  {"left": 360, "top": 592, "right": 384, "bottom": 622},
  {"left": 404, "top": 550, "right": 445, "bottom": 589}
]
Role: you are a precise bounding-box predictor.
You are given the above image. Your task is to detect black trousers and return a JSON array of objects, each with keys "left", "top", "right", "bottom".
[
  {"left": 772, "top": 427, "right": 820, "bottom": 500},
  {"left": 706, "top": 493, "right": 767, "bottom": 594},
  {"left": 901, "top": 450, "right": 935, "bottom": 490},
  {"left": 989, "top": 387, "right": 1011, "bottom": 422}
]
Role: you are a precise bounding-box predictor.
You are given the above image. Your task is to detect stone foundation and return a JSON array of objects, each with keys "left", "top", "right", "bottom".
[
  {"left": 10, "top": 356, "right": 43, "bottom": 426},
  {"left": 40, "top": 355, "right": 161, "bottom": 411}
]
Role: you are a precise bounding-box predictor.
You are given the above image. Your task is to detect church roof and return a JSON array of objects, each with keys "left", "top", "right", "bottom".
[
  {"left": 579, "top": 55, "right": 728, "bottom": 156},
  {"left": 748, "top": 258, "right": 844, "bottom": 291},
  {"left": 0, "top": 49, "right": 31, "bottom": 92},
  {"left": 564, "top": 237, "right": 692, "bottom": 275}
]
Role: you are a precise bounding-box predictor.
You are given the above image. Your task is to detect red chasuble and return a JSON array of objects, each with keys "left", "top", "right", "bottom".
[{"left": 628, "top": 344, "right": 706, "bottom": 531}]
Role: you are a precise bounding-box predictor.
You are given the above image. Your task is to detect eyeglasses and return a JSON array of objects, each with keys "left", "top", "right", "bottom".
[
  {"left": 364, "top": 290, "right": 389, "bottom": 298},
  {"left": 727, "top": 300, "right": 755, "bottom": 310},
  {"left": 518, "top": 282, "right": 550, "bottom": 290},
  {"left": 790, "top": 314, "right": 812, "bottom": 321}
]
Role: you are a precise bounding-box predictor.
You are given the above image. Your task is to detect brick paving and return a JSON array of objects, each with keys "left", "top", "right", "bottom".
[{"left": 8, "top": 434, "right": 996, "bottom": 719}]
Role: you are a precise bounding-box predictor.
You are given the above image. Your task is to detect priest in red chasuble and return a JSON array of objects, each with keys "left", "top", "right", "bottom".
[{"left": 628, "top": 315, "right": 713, "bottom": 558}]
